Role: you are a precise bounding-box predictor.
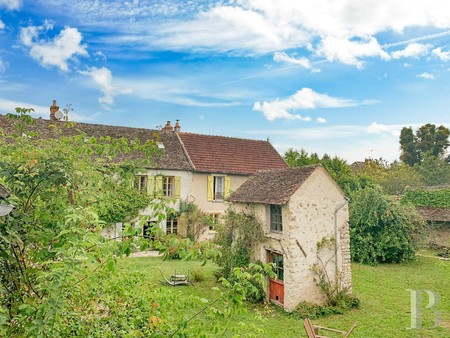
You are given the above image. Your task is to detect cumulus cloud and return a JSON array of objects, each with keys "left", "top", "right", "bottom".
[
  {"left": 20, "top": 24, "right": 88, "bottom": 71},
  {"left": 0, "top": 20, "right": 4, "bottom": 30},
  {"left": 79, "top": 67, "right": 132, "bottom": 108},
  {"left": 416, "top": 72, "right": 435, "bottom": 80},
  {"left": 432, "top": 47, "right": 450, "bottom": 61},
  {"left": 253, "top": 87, "right": 375, "bottom": 121},
  {"left": 317, "top": 117, "right": 327, "bottom": 123},
  {"left": 316, "top": 36, "right": 390, "bottom": 69},
  {"left": 0, "top": 0, "right": 21, "bottom": 10},
  {"left": 391, "top": 43, "right": 432, "bottom": 59}
]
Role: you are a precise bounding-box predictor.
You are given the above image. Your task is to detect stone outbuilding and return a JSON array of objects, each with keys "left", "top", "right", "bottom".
[{"left": 228, "top": 165, "right": 352, "bottom": 311}]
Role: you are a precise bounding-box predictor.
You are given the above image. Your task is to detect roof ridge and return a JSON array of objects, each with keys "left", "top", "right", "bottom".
[{"left": 178, "top": 131, "right": 271, "bottom": 143}]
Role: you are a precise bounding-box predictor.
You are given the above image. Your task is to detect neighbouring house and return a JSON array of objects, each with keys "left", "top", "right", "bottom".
[
  {"left": 0, "top": 101, "right": 287, "bottom": 238},
  {"left": 228, "top": 165, "right": 352, "bottom": 311},
  {"left": 416, "top": 206, "right": 450, "bottom": 248}
]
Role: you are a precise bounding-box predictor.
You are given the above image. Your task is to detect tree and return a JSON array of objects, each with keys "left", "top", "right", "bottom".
[
  {"left": 349, "top": 187, "right": 425, "bottom": 265},
  {"left": 284, "top": 148, "right": 375, "bottom": 196},
  {"left": 400, "top": 124, "right": 450, "bottom": 166},
  {"left": 414, "top": 152, "right": 450, "bottom": 186}
]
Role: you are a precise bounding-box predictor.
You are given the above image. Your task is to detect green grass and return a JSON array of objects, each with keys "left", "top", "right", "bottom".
[{"left": 118, "top": 255, "right": 450, "bottom": 338}]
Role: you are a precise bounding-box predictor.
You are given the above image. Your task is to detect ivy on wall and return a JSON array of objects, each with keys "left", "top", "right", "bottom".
[{"left": 402, "top": 188, "right": 450, "bottom": 208}]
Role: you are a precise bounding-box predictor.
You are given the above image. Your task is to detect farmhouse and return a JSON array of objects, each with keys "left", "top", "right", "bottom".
[
  {"left": 0, "top": 101, "right": 287, "bottom": 236},
  {"left": 228, "top": 165, "right": 352, "bottom": 311}
]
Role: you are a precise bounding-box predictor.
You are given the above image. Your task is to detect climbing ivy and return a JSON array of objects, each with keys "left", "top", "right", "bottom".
[{"left": 402, "top": 187, "right": 450, "bottom": 208}]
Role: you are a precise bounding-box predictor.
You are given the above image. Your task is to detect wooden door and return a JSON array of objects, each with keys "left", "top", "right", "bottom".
[{"left": 267, "top": 251, "right": 284, "bottom": 305}]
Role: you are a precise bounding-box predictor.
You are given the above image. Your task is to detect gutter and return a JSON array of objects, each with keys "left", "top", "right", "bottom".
[{"left": 334, "top": 197, "right": 349, "bottom": 283}]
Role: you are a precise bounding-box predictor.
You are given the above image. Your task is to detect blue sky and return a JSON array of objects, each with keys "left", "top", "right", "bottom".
[{"left": 1, "top": 0, "right": 450, "bottom": 163}]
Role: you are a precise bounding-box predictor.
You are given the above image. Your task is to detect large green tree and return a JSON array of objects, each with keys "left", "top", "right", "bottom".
[{"left": 400, "top": 124, "right": 450, "bottom": 166}]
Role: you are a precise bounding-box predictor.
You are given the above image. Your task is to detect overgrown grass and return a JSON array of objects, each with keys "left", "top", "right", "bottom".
[{"left": 118, "top": 255, "right": 450, "bottom": 337}]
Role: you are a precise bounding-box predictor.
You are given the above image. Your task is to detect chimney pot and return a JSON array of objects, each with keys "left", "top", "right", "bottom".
[
  {"left": 50, "top": 100, "right": 59, "bottom": 121},
  {"left": 161, "top": 120, "right": 173, "bottom": 132},
  {"left": 174, "top": 119, "right": 181, "bottom": 132}
]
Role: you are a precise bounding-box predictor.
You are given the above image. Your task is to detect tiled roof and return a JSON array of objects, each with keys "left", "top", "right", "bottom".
[
  {"left": 228, "top": 165, "right": 321, "bottom": 205},
  {"left": 177, "top": 132, "right": 287, "bottom": 175},
  {"left": 0, "top": 184, "right": 9, "bottom": 199},
  {"left": 416, "top": 206, "right": 450, "bottom": 222},
  {"left": 0, "top": 115, "right": 192, "bottom": 170}
]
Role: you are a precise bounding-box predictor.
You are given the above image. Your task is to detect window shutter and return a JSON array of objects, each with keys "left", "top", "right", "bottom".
[
  {"left": 174, "top": 176, "right": 181, "bottom": 198},
  {"left": 148, "top": 176, "right": 155, "bottom": 196},
  {"left": 207, "top": 175, "right": 214, "bottom": 202},
  {"left": 155, "top": 176, "right": 163, "bottom": 197},
  {"left": 224, "top": 176, "right": 231, "bottom": 198}
]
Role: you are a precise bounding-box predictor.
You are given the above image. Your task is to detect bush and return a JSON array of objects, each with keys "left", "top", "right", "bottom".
[
  {"left": 190, "top": 268, "right": 205, "bottom": 282},
  {"left": 292, "top": 297, "right": 360, "bottom": 319},
  {"left": 214, "top": 209, "right": 265, "bottom": 280},
  {"left": 349, "top": 187, "right": 425, "bottom": 264}
]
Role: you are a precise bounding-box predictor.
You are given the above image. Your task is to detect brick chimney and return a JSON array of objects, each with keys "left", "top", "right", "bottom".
[
  {"left": 161, "top": 120, "right": 173, "bottom": 133},
  {"left": 50, "top": 100, "right": 59, "bottom": 121},
  {"left": 174, "top": 119, "right": 181, "bottom": 132}
]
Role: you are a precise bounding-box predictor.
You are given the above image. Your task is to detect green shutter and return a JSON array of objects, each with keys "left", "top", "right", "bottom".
[
  {"left": 155, "top": 176, "right": 163, "bottom": 197},
  {"left": 174, "top": 176, "right": 181, "bottom": 198},
  {"left": 207, "top": 175, "right": 214, "bottom": 202},
  {"left": 148, "top": 176, "right": 155, "bottom": 196},
  {"left": 224, "top": 176, "right": 231, "bottom": 198}
]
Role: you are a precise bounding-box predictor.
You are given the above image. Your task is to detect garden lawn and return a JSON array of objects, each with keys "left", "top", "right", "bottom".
[{"left": 118, "top": 255, "right": 450, "bottom": 338}]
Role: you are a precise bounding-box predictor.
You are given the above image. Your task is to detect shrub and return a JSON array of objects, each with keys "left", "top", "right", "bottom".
[
  {"left": 214, "top": 209, "right": 265, "bottom": 280},
  {"left": 349, "top": 187, "right": 425, "bottom": 264},
  {"left": 190, "top": 268, "right": 205, "bottom": 282}
]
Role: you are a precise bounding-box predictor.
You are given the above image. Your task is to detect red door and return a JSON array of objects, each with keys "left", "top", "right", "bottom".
[{"left": 268, "top": 251, "right": 284, "bottom": 305}]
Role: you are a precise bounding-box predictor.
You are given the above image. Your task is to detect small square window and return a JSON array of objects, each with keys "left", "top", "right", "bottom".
[{"left": 270, "top": 205, "right": 282, "bottom": 232}]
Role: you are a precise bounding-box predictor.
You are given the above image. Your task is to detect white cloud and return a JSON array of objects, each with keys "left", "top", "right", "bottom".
[
  {"left": 416, "top": 72, "right": 435, "bottom": 80},
  {"left": 0, "top": 0, "right": 21, "bottom": 10},
  {"left": 0, "top": 20, "right": 5, "bottom": 30},
  {"left": 317, "top": 117, "right": 327, "bottom": 123},
  {"left": 403, "top": 63, "right": 412, "bottom": 67},
  {"left": 20, "top": 24, "right": 88, "bottom": 71},
  {"left": 253, "top": 87, "right": 375, "bottom": 121},
  {"left": 79, "top": 67, "right": 132, "bottom": 108},
  {"left": 273, "top": 52, "right": 312, "bottom": 69},
  {"left": 316, "top": 36, "right": 390, "bottom": 69},
  {"left": 37, "top": 1, "right": 450, "bottom": 67},
  {"left": 391, "top": 43, "right": 432, "bottom": 59},
  {"left": 432, "top": 47, "right": 450, "bottom": 61}
]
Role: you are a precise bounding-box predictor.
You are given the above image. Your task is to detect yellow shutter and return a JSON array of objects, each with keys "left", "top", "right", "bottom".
[
  {"left": 148, "top": 176, "right": 155, "bottom": 196},
  {"left": 155, "top": 176, "right": 163, "bottom": 197},
  {"left": 224, "top": 176, "right": 231, "bottom": 198},
  {"left": 174, "top": 176, "right": 181, "bottom": 198},
  {"left": 207, "top": 175, "right": 214, "bottom": 202}
]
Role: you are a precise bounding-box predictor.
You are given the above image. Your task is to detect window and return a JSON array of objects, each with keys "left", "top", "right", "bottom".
[
  {"left": 163, "top": 176, "right": 174, "bottom": 197},
  {"left": 270, "top": 205, "right": 283, "bottom": 232},
  {"left": 207, "top": 175, "right": 231, "bottom": 202},
  {"left": 166, "top": 215, "right": 178, "bottom": 235},
  {"left": 268, "top": 251, "right": 284, "bottom": 281},
  {"left": 143, "top": 221, "right": 157, "bottom": 239},
  {"left": 209, "top": 213, "right": 221, "bottom": 230},
  {"left": 153, "top": 175, "right": 181, "bottom": 198},
  {"left": 135, "top": 175, "right": 147, "bottom": 192},
  {"left": 214, "top": 176, "right": 224, "bottom": 200}
]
